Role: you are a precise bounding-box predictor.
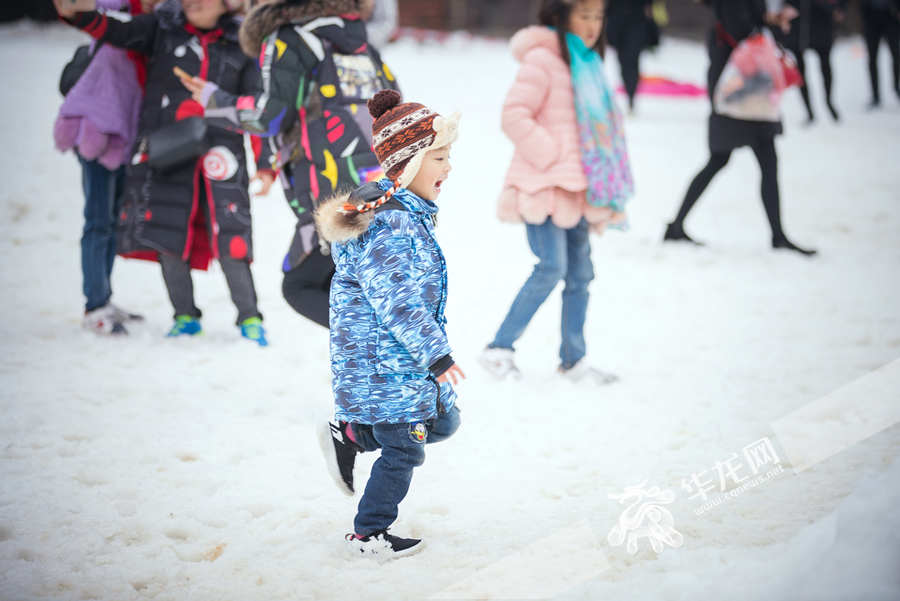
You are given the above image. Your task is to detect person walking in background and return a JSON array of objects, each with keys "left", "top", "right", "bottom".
[
  {"left": 53, "top": 0, "right": 163, "bottom": 335},
  {"left": 315, "top": 90, "right": 464, "bottom": 558},
  {"left": 606, "top": 0, "right": 653, "bottom": 111},
  {"left": 663, "top": 0, "right": 817, "bottom": 256},
  {"left": 778, "top": 0, "right": 846, "bottom": 122},
  {"left": 480, "top": 0, "right": 633, "bottom": 384},
  {"left": 54, "top": 0, "right": 271, "bottom": 345},
  {"left": 861, "top": 0, "right": 900, "bottom": 107},
  {"left": 186, "top": 0, "right": 399, "bottom": 328},
  {"left": 362, "top": 0, "right": 398, "bottom": 50}
]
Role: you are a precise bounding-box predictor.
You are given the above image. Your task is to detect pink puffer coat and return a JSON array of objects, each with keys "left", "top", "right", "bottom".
[{"left": 497, "top": 26, "right": 619, "bottom": 231}]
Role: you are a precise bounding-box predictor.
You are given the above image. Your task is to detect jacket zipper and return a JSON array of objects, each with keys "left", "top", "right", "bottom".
[{"left": 432, "top": 378, "right": 446, "bottom": 416}]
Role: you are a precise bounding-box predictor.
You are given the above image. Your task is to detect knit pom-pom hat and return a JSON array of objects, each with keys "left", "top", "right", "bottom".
[{"left": 368, "top": 89, "right": 461, "bottom": 190}]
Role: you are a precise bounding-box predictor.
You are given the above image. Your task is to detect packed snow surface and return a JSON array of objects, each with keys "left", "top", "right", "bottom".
[{"left": 1, "top": 21, "right": 899, "bottom": 601}]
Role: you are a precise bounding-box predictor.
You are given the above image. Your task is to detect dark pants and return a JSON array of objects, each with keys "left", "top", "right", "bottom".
[
  {"left": 282, "top": 247, "right": 334, "bottom": 328},
  {"left": 79, "top": 156, "right": 125, "bottom": 312},
  {"left": 864, "top": 8, "right": 900, "bottom": 102},
  {"left": 672, "top": 137, "right": 784, "bottom": 240},
  {"left": 350, "top": 406, "right": 461, "bottom": 536},
  {"left": 609, "top": 11, "right": 647, "bottom": 107},
  {"left": 791, "top": 45, "right": 835, "bottom": 119},
  {"left": 159, "top": 254, "right": 261, "bottom": 326}
]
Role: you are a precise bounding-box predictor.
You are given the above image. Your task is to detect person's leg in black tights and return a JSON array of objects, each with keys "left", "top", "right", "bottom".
[
  {"left": 664, "top": 151, "right": 732, "bottom": 243},
  {"left": 620, "top": 15, "right": 645, "bottom": 110},
  {"left": 282, "top": 246, "right": 333, "bottom": 328},
  {"left": 815, "top": 46, "right": 839, "bottom": 120},
  {"left": 159, "top": 253, "right": 201, "bottom": 319},
  {"left": 886, "top": 15, "right": 900, "bottom": 98},
  {"left": 865, "top": 10, "right": 884, "bottom": 105},
  {"left": 749, "top": 138, "right": 816, "bottom": 255},
  {"left": 794, "top": 49, "right": 815, "bottom": 121}
]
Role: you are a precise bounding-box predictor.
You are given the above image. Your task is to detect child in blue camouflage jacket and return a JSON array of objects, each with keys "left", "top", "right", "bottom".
[{"left": 314, "top": 90, "right": 465, "bottom": 558}]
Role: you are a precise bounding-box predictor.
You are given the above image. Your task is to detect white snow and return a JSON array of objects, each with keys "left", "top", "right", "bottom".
[{"left": 1, "top": 20, "right": 899, "bottom": 601}]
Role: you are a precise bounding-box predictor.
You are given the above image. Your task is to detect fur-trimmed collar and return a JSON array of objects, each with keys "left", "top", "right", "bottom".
[
  {"left": 316, "top": 181, "right": 436, "bottom": 243},
  {"left": 315, "top": 184, "right": 381, "bottom": 244},
  {"left": 155, "top": 0, "right": 242, "bottom": 41},
  {"left": 240, "top": 0, "right": 373, "bottom": 57}
]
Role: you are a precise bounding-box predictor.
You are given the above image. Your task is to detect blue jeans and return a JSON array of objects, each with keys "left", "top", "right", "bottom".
[
  {"left": 351, "top": 406, "right": 461, "bottom": 536},
  {"left": 79, "top": 156, "right": 126, "bottom": 312},
  {"left": 489, "top": 217, "right": 594, "bottom": 369}
]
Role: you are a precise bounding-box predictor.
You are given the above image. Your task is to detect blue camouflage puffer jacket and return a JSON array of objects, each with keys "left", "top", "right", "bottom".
[{"left": 316, "top": 180, "right": 456, "bottom": 425}]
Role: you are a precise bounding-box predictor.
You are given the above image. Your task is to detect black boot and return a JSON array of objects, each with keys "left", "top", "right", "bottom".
[
  {"left": 827, "top": 100, "right": 839, "bottom": 121},
  {"left": 664, "top": 222, "right": 703, "bottom": 245},
  {"left": 772, "top": 236, "right": 817, "bottom": 256}
]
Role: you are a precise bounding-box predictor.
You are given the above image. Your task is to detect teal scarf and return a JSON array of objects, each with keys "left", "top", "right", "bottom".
[{"left": 565, "top": 32, "right": 634, "bottom": 216}]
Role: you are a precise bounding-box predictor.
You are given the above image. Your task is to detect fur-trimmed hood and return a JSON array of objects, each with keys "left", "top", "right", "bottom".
[
  {"left": 509, "top": 25, "right": 561, "bottom": 63},
  {"left": 315, "top": 180, "right": 441, "bottom": 244},
  {"left": 240, "top": 0, "right": 374, "bottom": 57},
  {"left": 315, "top": 182, "right": 388, "bottom": 243}
]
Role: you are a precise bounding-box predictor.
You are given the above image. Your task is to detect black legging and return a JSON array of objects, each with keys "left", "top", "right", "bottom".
[
  {"left": 282, "top": 246, "right": 333, "bottom": 328},
  {"left": 159, "top": 253, "right": 261, "bottom": 325},
  {"left": 609, "top": 11, "right": 646, "bottom": 108},
  {"left": 793, "top": 46, "right": 835, "bottom": 119},
  {"left": 864, "top": 8, "right": 900, "bottom": 102},
  {"left": 671, "top": 137, "right": 784, "bottom": 240}
]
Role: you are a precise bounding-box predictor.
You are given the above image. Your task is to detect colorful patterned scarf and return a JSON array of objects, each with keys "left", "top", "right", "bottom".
[{"left": 566, "top": 32, "right": 634, "bottom": 216}]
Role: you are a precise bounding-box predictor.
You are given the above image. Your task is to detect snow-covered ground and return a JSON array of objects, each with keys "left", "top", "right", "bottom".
[{"left": 1, "top": 21, "right": 899, "bottom": 601}]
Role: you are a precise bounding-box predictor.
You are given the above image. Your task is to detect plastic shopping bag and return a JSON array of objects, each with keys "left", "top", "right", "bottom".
[{"left": 713, "top": 29, "right": 801, "bottom": 122}]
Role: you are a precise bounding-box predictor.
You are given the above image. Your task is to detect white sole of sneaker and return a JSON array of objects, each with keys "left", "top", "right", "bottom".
[
  {"left": 351, "top": 538, "right": 427, "bottom": 560},
  {"left": 477, "top": 358, "right": 521, "bottom": 381},
  {"left": 316, "top": 422, "right": 354, "bottom": 497},
  {"left": 391, "top": 539, "right": 426, "bottom": 558}
]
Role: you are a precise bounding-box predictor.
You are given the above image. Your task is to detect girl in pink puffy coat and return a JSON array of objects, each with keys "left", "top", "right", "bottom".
[{"left": 480, "top": 0, "right": 633, "bottom": 384}]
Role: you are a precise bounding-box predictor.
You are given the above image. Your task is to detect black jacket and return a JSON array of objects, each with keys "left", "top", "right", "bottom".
[
  {"left": 213, "top": 0, "right": 399, "bottom": 271},
  {"left": 71, "top": 0, "right": 265, "bottom": 268}
]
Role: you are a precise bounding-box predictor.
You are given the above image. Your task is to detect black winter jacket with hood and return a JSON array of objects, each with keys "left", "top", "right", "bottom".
[
  {"left": 70, "top": 0, "right": 266, "bottom": 269},
  {"left": 209, "top": 0, "right": 399, "bottom": 271}
]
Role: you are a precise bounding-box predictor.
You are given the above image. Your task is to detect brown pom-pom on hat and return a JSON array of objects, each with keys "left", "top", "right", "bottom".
[
  {"left": 368, "top": 89, "right": 461, "bottom": 187},
  {"left": 367, "top": 89, "right": 402, "bottom": 120}
]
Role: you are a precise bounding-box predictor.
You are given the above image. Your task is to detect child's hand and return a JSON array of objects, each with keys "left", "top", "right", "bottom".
[
  {"left": 251, "top": 170, "right": 276, "bottom": 196},
  {"left": 54, "top": 0, "right": 96, "bottom": 19},
  {"left": 437, "top": 364, "right": 466, "bottom": 386},
  {"left": 175, "top": 68, "right": 207, "bottom": 103}
]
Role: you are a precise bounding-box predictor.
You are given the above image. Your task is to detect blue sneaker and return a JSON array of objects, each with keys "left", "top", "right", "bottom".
[
  {"left": 240, "top": 317, "right": 268, "bottom": 347},
  {"left": 167, "top": 315, "right": 203, "bottom": 337}
]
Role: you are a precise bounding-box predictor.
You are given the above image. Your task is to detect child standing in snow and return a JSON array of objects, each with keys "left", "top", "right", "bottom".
[
  {"left": 480, "top": 0, "right": 633, "bottom": 383},
  {"left": 54, "top": 0, "right": 271, "bottom": 345},
  {"left": 315, "top": 90, "right": 464, "bottom": 558}
]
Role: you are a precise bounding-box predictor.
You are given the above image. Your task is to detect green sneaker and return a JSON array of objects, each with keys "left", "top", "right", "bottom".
[
  {"left": 240, "top": 317, "right": 268, "bottom": 347},
  {"left": 167, "top": 315, "right": 203, "bottom": 337}
]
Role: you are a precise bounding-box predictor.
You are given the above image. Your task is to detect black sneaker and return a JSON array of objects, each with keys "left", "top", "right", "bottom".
[
  {"left": 317, "top": 420, "right": 363, "bottom": 496},
  {"left": 346, "top": 530, "right": 425, "bottom": 558}
]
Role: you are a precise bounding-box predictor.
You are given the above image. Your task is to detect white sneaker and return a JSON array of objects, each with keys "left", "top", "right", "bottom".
[
  {"left": 478, "top": 347, "right": 522, "bottom": 380},
  {"left": 559, "top": 361, "right": 618, "bottom": 385},
  {"left": 83, "top": 304, "right": 127, "bottom": 335},
  {"left": 109, "top": 303, "right": 144, "bottom": 323}
]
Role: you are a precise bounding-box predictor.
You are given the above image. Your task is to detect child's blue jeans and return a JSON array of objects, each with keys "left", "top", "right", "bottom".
[
  {"left": 489, "top": 217, "right": 594, "bottom": 369},
  {"left": 350, "top": 405, "right": 461, "bottom": 536},
  {"left": 79, "top": 156, "right": 125, "bottom": 312}
]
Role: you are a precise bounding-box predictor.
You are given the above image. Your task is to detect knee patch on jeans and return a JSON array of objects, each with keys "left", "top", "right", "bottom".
[{"left": 408, "top": 422, "right": 427, "bottom": 444}]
